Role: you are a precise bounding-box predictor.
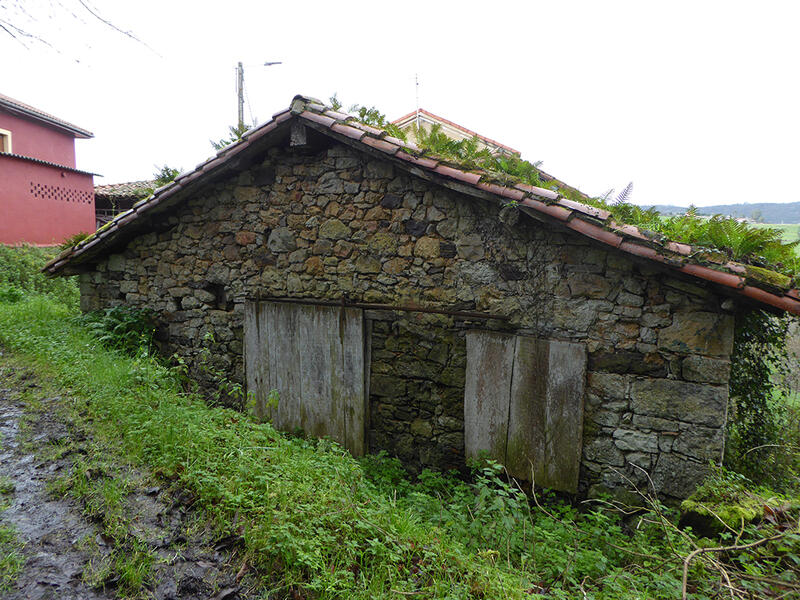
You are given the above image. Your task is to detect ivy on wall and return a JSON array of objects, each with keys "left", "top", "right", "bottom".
[{"left": 727, "top": 309, "right": 797, "bottom": 487}]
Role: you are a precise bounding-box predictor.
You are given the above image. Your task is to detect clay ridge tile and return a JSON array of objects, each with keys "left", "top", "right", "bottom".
[
  {"left": 433, "top": 164, "right": 481, "bottom": 185},
  {"left": 361, "top": 136, "right": 400, "bottom": 155},
  {"left": 331, "top": 122, "right": 366, "bottom": 141},
  {"left": 395, "top": 151, "right": 439, "bottom": 169}
]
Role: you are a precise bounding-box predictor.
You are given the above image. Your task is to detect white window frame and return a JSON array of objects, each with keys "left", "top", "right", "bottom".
[{"left": 0, "top": 128, "right": 11, "bottom": 153}]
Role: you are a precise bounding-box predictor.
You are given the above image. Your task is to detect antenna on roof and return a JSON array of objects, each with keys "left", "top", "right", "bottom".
[{"left": 415, "top": 73, "right": 420, "bottom": 130}]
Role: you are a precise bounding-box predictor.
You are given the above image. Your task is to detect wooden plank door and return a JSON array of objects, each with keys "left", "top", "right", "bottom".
[
  {"left": 464, "top": 331, "right": 586, "bottom": 492},
  {"left": 244, "top": 301, "right": 367, "bottom": 456}
]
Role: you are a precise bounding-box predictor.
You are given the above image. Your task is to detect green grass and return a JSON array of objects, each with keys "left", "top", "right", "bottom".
[
  {"left": 0, "top": 243, "right": 797, "bottom": 598},
  {"left": 0, "top": 519, "right": 24, "bottom": 592},
  {"left": 0, "top": 296, "right": 710, "bottom": 599}
]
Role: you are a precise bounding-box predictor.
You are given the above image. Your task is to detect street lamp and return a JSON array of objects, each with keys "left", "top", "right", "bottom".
[{"left": 237, "top": 61, "right": 282, "bottom": 128}]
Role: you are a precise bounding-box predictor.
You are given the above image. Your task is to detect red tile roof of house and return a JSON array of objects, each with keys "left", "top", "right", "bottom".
[
  {"left": 392, "top": 108, "right": 521, "bottom": 155},
  {"left": 0, "top": 93, "right": 93, "bottom": 139},
  {"left": 44, "top": 95, "right": 800, "bottom": 316},
  {"left": 95, "top": 180, "right": 155, "bottom": 201}
]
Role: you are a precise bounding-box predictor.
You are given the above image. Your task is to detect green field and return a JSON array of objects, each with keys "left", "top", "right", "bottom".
[{"left": 760, "top": 223, "right": 800, "bottom": 244}]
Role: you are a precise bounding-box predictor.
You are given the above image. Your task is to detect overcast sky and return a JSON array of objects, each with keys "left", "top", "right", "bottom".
[{"left": 3, "top": 0, "right": 798, "bottom": 207}]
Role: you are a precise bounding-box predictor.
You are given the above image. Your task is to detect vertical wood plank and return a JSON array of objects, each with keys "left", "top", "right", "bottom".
[
  {"left": 243, "top": 301, "right": 265, "bottom": 419},
  {"left": 543, "top": 340, "right": 586, "bottom": 493},
  {"left": 464, "top": 331, "right": 515, "bottom": 463},
  {"left": 505, "top": 336, "right": 547, "bottom": 482},
  {"left": 339, "top": 307, "right": 366, "bottom": 456}
]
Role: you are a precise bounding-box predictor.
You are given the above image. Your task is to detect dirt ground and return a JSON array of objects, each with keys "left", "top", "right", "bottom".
[{"left": 0, "top": 362, "right": 259, "bottom": 600}]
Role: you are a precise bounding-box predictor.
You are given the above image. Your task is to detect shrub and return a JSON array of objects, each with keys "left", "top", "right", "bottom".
[{"left": 0, "top": 244, "right": 78, "bottom": 307}]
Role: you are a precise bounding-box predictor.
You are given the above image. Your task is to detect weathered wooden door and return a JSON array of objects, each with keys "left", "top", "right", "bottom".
[
  {"left": 464, "top": 331, "right": 586, "bottom": 492},
  {"left": 244, "top": 301, "right": 367, "bottom": 455}
]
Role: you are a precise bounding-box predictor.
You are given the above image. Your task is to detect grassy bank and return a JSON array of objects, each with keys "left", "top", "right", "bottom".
[{"left": 0, "top": 297, "right": 703, "bottom": 599}]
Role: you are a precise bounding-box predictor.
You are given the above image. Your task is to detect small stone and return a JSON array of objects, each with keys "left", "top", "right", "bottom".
[
  {"left": 317, "top": 171, "right": 344, "bottom": 194},
  {"left": 319, "top": 218, "right": 351, "bottom": 240},
  {"left": 380, "top": 193, "right": 403, "bottom": 209},
  {"left": 404, "top": 219, "right": 428, "bottom": 237},
  {"left": 108, "top": 254, "right": 126, "bottom": 271},
  {"left": 367, "top": 232, "right": 398, "bottom": 255},
  {"left": 267, "top": 227, "right": 297, "bottom": 253},
  {"left": 383, "top": 258, "right": 408, "bottom": 275},
  {"left": 583, "top": 438, "right": 625, "bottom": 466},
  {"left": 355, "top": 255, "right": 381, "bottom": 274},
  {"left": 658, "top": 312, "right": 734, "bottom": 356},
  {"left": 414, "top": 236, "right": 440, "bottom": 259},
  {"left": 682, "top": 356, "right": 730, "bottom": 384},
  {"left": 304, "top": 256, "right": 324, "bottom": 275},
  {"left": 612, "top": 429, "right": 658, "bottom": 453},
  {"left": 235, "top": 231, "right": 256, "bottom": 245}
]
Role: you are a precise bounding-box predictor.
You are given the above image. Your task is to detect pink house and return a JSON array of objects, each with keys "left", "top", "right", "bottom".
[{"left": 0, "top": 93, "right": 95, "bottom": 246}]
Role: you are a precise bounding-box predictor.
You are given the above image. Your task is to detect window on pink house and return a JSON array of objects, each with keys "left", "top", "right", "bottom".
[{"left": 0, "top": 129, "right": 11, "bottom": 153}]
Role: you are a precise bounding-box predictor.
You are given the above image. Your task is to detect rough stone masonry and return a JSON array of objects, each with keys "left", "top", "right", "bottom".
[{"left": 77, "top": 141, "right": 734, "bottom": 500}]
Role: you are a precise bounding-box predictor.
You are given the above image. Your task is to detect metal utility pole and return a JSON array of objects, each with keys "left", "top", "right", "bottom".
[{"left": 237, "top": 61, "right": 282, "bottom": 129}]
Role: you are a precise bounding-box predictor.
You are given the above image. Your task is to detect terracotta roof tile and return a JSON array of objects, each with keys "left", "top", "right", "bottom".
[
  {"left": 395, "top": 151, "right": 439, "bottom": 169},
  {"left": 558, "top": 199, "right": 611, "bottom": 221},
  {"left": 433, "top": 164, "right": 481, "bottom": 185},
  {"left": 477, "top": 181, "right": 525, "bottom": 202},
  {"left": 520, "top": 198, "right": 571, "bottom": 222},
  {"left": 301, "top": 111, "right": 337, "bottom": 128},
  {"left": 514, "top": 183, "right": 559, "bottom": 202},
  {"left": 567, "top": 218, "right": 624, "bottom": 248},
  {"left": 361, "top": 136, "right": 400, "bottom": 155},
  {"left": 331, "top": 122, "right": 367, "bottom": 141},
  {"left": 322, "top": 109, "right": 352, "bottom": 121}
]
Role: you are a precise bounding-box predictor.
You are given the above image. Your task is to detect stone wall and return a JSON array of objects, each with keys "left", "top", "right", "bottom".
[{"left": 78, "top": 140, "right": 735, "bottom": 499}]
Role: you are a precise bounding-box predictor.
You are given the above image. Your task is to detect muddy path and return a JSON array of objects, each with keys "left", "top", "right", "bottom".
[{"left": 0, "top": 362, "right": 258, "bottom": 600}]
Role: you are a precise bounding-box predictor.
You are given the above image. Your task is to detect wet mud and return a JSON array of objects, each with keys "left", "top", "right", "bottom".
[{"left": 0, "top": 365, "right": 257, "bottom": 599}]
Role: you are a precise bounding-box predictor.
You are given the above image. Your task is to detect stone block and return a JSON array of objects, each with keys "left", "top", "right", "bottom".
[
  {"left": 583, "top": 438, "right": 625, "bottom": 466},
  {"left": 108, "top": 254, "right": 126, "bottom": 271},
  {"left": 267, "top": 227, "right": 297, "bottom": 252},
  {"left": 651, "top": 454, "right": 711, "bottom": 499},
  {"left": 630, "top": 379, "right": 727, "bottom": 427},
  {"left": 672, "top": 426, "right": 725, "bottom": 462},
  {"left": 682, "top": 356, "right": 730, "bottom": 384},
  {"left": 380, "top": 193, "right": 402, "bottom": 209},
  {"left": 569, "top": 273, "right": 612, "bottom": 299},
  {"left": 613, "top": 429, "right": 658, "bottom": 453},
  {"left": 455, "top": 234, "right": 484, "bottom": 261},
  {"left": 319, "top": 218, "right": 351, "bottom": 240},
  {"left": 404, "top": 219, "right": 428, "bottom": 237},
  {"left": 317, "top": 171, "right": 344, "bottom": 194},
  {"left": 589, "top": 351, "right": 666, "bottom": 377},
  {"left": 587, "top": 372, "right": 628, "bottom": 400},
  {"left": 658, "top": 312, "right": 734, "bottom": 357}
]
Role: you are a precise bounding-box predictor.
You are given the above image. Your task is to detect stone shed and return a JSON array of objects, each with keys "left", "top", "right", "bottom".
[{"left": 46, "top": 95, "right": 800, "bottom": 500}]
